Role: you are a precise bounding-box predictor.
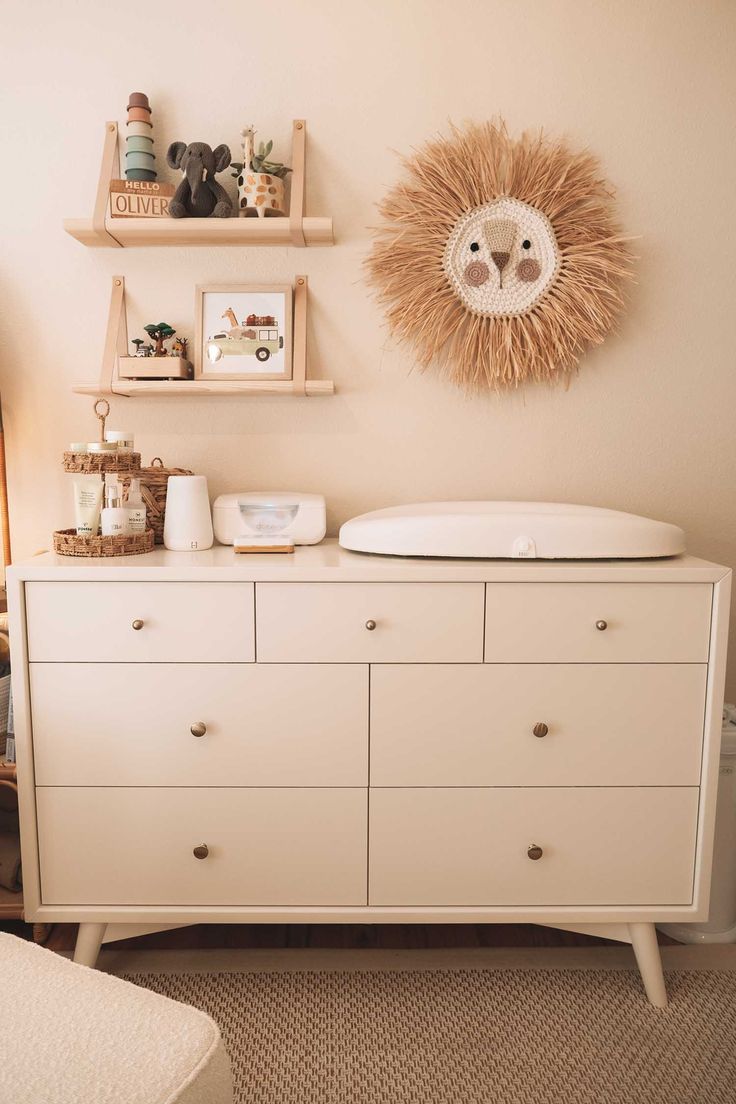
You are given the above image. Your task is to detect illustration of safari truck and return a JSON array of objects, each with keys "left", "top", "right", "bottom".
[{"left": 207, "top": 309, "right": 284, "bottom": 363}]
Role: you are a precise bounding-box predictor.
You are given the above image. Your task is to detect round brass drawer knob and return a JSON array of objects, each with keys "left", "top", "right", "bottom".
[
  {"left": 131, "top": 619, "right": 145, "bottom": 631},
  {"left": 193, "top": 844, "right": 209, "bottom": 860},
  {"left": 533, "top": 723, "right": 549, "bottom": 739},
  {"left": 595, "top": 619, "right": 608, "bottom": 631},
  {"left": 190, "top": 722, "right": 207, "bottom": 738},
  {"left": 365, "top": 619, "right": 377, "bottom": 631},
  {"left": 527, "top": 845, "right": 544, "bottom": 861}
]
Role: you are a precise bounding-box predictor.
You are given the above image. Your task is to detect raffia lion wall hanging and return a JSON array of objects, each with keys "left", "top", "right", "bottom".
[{"left": 366, "top": 120, "right": 634, "bottom": 390}]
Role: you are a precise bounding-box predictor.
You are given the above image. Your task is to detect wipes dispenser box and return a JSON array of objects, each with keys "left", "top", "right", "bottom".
[{"left": 213, "top": 492, "right": 327, "bottom": 549}]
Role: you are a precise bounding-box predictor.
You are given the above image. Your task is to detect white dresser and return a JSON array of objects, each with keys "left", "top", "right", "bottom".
[{"left": 8, "top": 543, "right": 731, "bottom": 1005}]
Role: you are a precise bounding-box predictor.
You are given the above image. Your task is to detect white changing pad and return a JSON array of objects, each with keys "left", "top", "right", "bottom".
[{"left": 338, "top": 502, "right": 685, "bottom": 560}]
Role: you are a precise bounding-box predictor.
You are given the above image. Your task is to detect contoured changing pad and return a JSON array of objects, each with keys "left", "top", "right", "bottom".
[{"left": 338, "top": 502, "right": 685, "bottom": 560}]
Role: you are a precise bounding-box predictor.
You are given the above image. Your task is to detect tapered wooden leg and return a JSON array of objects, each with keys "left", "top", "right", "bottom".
[
  {"left": 32, "top": 923, "right": 53, "bottom": 945},
  {"left": 73, "top": 922, "right": 106, "bottom": 968},
  {"left": 629, "top": 922, "right": 667, "bottom": 1007}
]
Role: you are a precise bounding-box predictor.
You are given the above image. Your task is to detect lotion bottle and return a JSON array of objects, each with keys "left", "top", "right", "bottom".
[
  {"left": 101, "top": 475, "right": 130, "bottom": 537},
  {"left": 125, "top": 478, "right": 147, "bottom": 534}
]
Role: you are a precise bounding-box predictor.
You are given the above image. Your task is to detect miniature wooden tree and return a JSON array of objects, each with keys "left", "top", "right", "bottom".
[{"left": 143, "top": 322, "right": 176, "bottom": 357}]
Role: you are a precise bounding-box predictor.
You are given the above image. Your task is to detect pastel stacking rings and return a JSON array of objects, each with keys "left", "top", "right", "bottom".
[
  {"left": 125, "top": 92, "right": 156, "bottom": 181},
  {"left": 125, "top": 135, "right": 154, "bottom": 154},
  {"left": 127, "top": 106, "right": 152, "bottom": 124},
  {"left": 125, "top": 168, "right": 157, "bottom": 181},
  {"left": 125, "top": 150, "right": 156, "bottom": 170},
  {"left": 126, "top": 120, "right": 153, "bottom": 137}
]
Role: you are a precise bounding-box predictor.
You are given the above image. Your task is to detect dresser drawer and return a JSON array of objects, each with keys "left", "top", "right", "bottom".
[
  {"left": 31, "top": 664, "right": 367, "bottom": 787},
  {"left": 25, "top": 582, "right": 254, "bottom": 662},
  {"left": 370, "top": 664, "right": 706, "bottom": 786},
  {"left": 485, "top": 583, "right": 711, "bottom": 663},
  {"left": 256, "top": 583, "right": 484, "bottom": 662},
  {"left": 37, "top": 787, "right": 367, "bottom": 906},
  {"left": 369, "top": 787, "right": 698, "bottom": 906}
]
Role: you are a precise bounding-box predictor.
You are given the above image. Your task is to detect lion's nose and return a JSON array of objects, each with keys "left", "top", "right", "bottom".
[
  {"left": 483, "top": 219, "right": 517, "bottom": 286},
  {"left": 490, "top": 250, "right": 510, "bottom": 276}
]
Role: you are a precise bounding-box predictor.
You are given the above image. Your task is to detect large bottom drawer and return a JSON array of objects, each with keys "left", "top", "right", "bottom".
[
  {"left": 37, "top": 788, "right": 367, "bottom": 906},
  {"left": 369, "top": 787, "right": 698, "bottom": 906}
]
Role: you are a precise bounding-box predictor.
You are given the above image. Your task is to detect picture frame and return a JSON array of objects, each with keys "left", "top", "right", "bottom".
[{"left": 194, "top": 284, "right": 293, "bottom": 381}]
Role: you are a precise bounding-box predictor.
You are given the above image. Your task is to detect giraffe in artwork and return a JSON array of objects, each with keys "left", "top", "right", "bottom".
[{"left": 221, "top": 308, "right": 247, "bottom": 337}]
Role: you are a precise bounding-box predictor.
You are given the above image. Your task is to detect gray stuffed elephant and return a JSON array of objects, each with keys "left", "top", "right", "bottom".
[{"left": 167, "top": 141, "right": 233, "bottom": 218}]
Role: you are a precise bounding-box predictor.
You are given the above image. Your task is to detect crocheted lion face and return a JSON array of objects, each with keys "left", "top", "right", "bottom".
[
  {"left": 443, "top": 197, "right": 561, "bottom": 317},
  {"left": 366, "top": 121, "right": 633, "bottom": 390}
]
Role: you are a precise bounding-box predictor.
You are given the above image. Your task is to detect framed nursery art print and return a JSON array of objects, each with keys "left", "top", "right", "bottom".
[{"left": 194, "top": 284, "right": 293, "bottom": 381}]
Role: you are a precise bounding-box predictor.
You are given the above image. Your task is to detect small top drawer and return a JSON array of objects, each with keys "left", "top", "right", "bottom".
[
  {"left": 485, "top": 583, "right": 712, "bottom": 663},
  {"left": 25, "top": 582, "right": 255, "bottom": 662},
  {"left": 256, "top": 583, "right": 485, "bottom": 663}
]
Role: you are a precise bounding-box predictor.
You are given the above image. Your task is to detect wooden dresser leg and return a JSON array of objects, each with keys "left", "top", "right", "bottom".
[
  {"left": 629, "top": 922, "right": 667, "bottom": 1007},
  {"left": 32, "top": 923, "right": 53, "bottom": 946},
  {"left": 73, "top": 923, "right": 107, "bottom": 969}
]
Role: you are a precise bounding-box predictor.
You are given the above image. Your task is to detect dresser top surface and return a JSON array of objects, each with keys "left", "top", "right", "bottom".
[{"left": 7, "top": 540, "right": 730, "bottom": 583}]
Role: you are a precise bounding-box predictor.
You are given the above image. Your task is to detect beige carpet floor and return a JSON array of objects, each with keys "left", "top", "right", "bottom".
[{"left": 124, "top": 965, "right": 736, "bottom": 1104}]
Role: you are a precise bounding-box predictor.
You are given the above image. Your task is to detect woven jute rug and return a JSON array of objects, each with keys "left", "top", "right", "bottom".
[{"left": 124, "top": 967, "right": 736, "bottom": 1103}]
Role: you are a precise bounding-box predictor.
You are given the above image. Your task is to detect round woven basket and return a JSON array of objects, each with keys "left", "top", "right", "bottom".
[
  {"left": 53, "top": 528, "right": 155, "bottom": 557},
  {"left": 119, "top": 458, "right": 194, "bottom": 544},
  {"left": 63, "top": 451, "right": 141, "bottom": 474}
]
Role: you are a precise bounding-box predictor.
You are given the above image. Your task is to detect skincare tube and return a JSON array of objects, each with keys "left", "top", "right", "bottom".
[{"left": 73, "top": 475, "right": 103, "bottom": 537}]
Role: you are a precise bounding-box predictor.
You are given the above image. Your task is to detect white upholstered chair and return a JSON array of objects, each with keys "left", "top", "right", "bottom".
[{"left": 0, "top": 932, "right": 233, "bottom": 1104}]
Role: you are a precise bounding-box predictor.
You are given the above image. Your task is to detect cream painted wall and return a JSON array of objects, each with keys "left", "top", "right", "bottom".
[{"left": 1, "top": 1, "right": 735, "bottom": 685}]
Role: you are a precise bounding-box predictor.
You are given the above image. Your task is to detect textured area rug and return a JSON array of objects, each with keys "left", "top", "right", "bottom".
[{"left": 125, "top": 969, "right": 736, "bottom": 1104}]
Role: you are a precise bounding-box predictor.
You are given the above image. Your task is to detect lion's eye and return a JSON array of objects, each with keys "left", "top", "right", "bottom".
[
  {"left": 522, "top": 240, "right": 531, "bottom": 250},
  {"left": 470, "top": 242, "right": 480, "bottom": 252}
]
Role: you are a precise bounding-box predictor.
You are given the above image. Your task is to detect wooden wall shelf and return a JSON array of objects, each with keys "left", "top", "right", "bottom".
[
  {"left": 71, "top": 379, "right": 335, "bottom": 397},
  {"left": 74, "top": 275, "right": 335, "bottom": 398},
  {"left": 63, "top": 120, "right": 334, "bottom": 249},
  {"left": 64, "top": 216, "right": 333, "bottom": 249}
]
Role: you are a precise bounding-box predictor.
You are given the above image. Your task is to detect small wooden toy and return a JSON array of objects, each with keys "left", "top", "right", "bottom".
[{"left": 119, "top": 327, "right": 192, "bottom": 380}]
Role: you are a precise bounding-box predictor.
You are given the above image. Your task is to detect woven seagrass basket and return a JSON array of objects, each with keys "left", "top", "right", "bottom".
[
  {"left": 53, "top": 528, "right": 155, "bottom": 557},
  {"left": 63, "top": 451, "right": 141, "bottom": 474},
  {"left": 119, "top": 458, "right": 194, "bottom": 544}
]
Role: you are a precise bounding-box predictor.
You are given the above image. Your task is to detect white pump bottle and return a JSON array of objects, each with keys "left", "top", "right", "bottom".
[{"left": 125, "top": 478, "right": 147, "bottom": 534}]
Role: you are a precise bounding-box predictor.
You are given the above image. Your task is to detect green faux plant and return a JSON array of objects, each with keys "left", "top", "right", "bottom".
[{"left": 231, "top": 139, "right": 292, "bottom": 181}]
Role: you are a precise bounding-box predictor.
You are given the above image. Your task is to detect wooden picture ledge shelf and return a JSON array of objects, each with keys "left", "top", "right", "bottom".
[
  {"left": 64, "top": 120, "right": 334, "bottom": 249},
  {"left": 72, "top": 275, "right": 335, "bottom": 398}
]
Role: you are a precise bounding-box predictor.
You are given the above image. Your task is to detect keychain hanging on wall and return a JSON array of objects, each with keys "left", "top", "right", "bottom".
[{"left": 366, "top": 120, "right": 634, "bottom": 391}]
